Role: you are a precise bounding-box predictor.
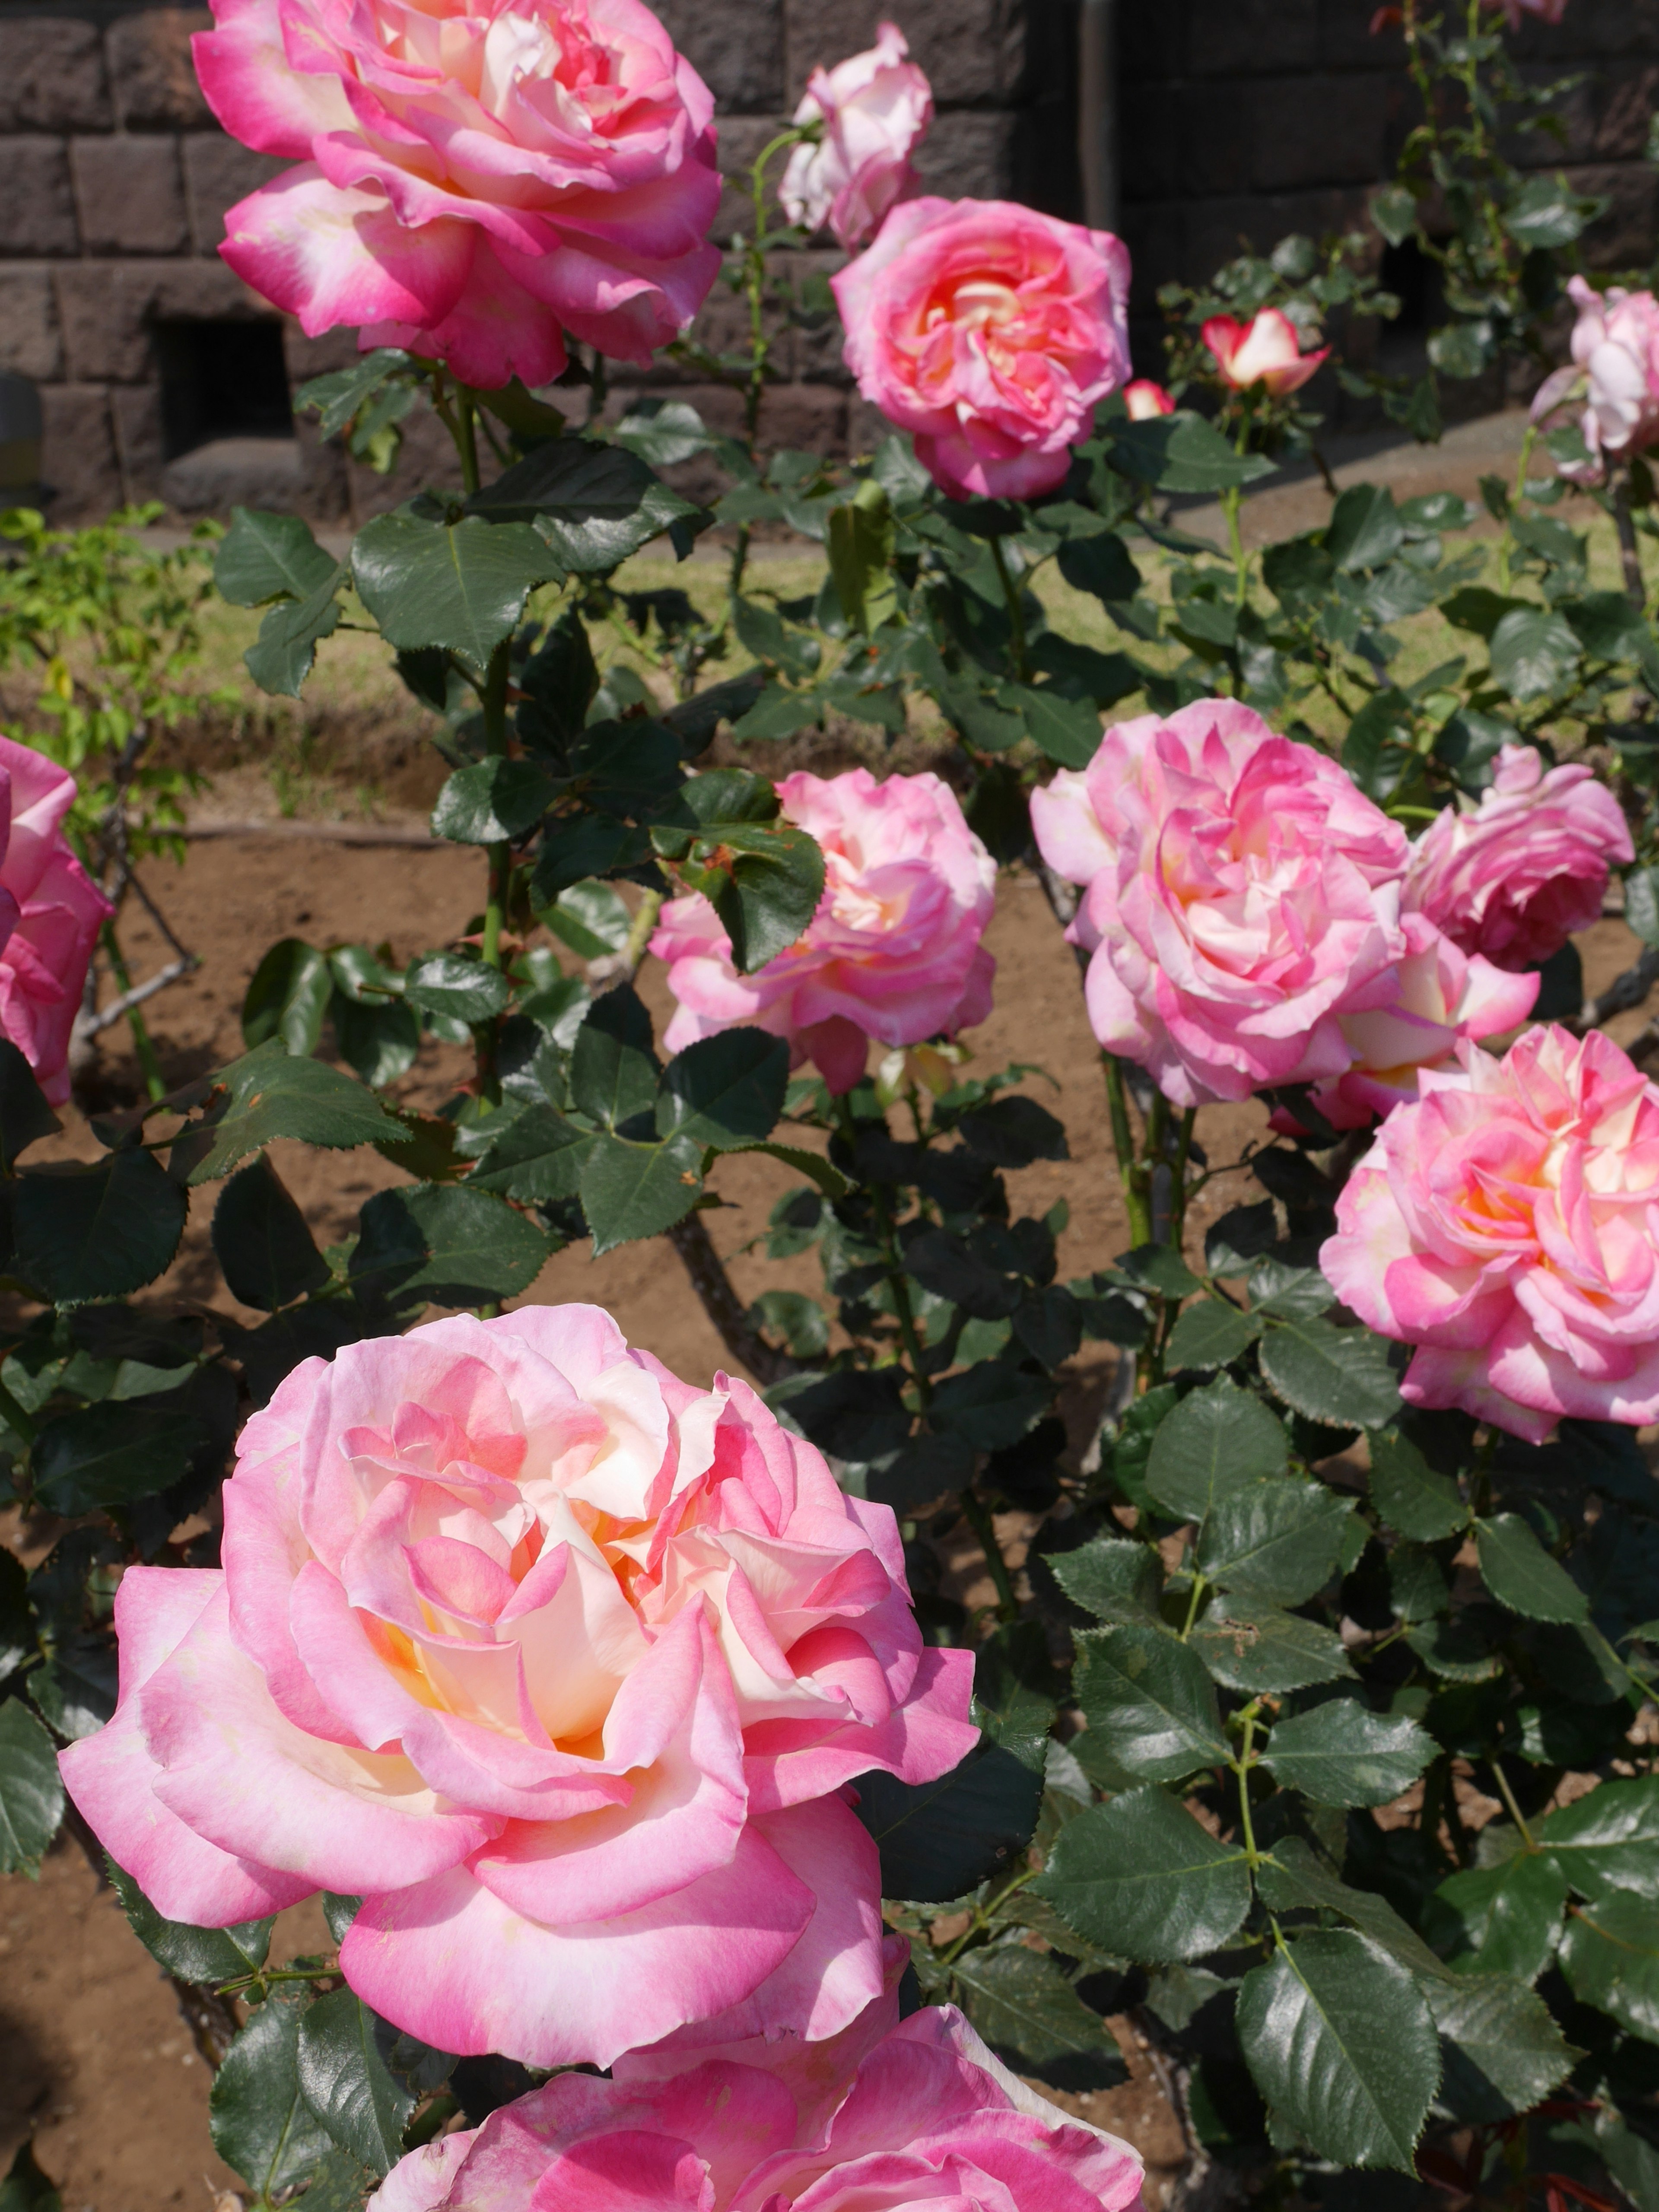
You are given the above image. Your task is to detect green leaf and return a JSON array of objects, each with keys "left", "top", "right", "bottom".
[
  {"left": 1256, "top": 1837, "right": 1451, "bottom": 1981},
  {"left": 0, "top": 2144, "right": 60, "bottom": 2212},
  {"left": 1557, "top": 1888, "right": 1659, "bottom": 2041},
  {"left": 1427, "top": 1852, "right": 1567, "bottom": 1982},
  {"left": 1034, "top": 1786, "right": 1253, "bottom": 1962},
  {"left": 657, "top": 1030, "right": 788, "bottom": 1151},
  {"left": 467, "top": 436, "right": 703, "bottom": 571},
  {"left": 1371, "top": 184, "right": 1419, "bottom": 247},
  {"left": 973, "top": 1624, "right": 1056, "bottom": 1775},
  {"left": 1109, "top": 413, "right": 1277, "bottom": 493},
  {"left": 1055, "top": 530, "right": 1143, "bottom": 606},
  {"left": 998, "top": 683, "right": 1102, "bottom": 769},
  {"left": 211, "top": 1154, "right": 330, "bottom": 1313},
  {"left": 1049, "top": 1536, "right": 1163, "bottom": 1624},
  {"left": 1074, "top": 1622, "right": 1230, "bottom": 1780},
  {"left": 31, "top": 1402, "right": 207, "bottom": 1514},
  {"left": 613, "top": 400, "right": 715, "bottom": 469},
  {"left": 1195, "top": 1478, "right": 1354, "bottom": 1606},
  {"left": 349, "top": 1184, "right": 549, "bottom": 1309},
  {"left": 332, "top": 997, "right": 420, "bottom": 1090},
  {"left": 15, "top": 1151, "right": 187, "bottom": 1303},
  {"left": 1259, "top": 1699, "right": 1434, "bottom": 1807},
  {"left": 1476, "top": 1513, "right": 1589, "bottom": 1624},
  {"left": 1236, "top": 1931, "right": 1439, "bottom": 2172},
  {"left": 578, "top": 1130, "right": 703, "bottom": 1254},
  {"left": 296, "top": 1989, "right": 417, "bottom": 2177},
  {"left": 0, "top": 1697, "right": 64, "bottom": 1872},
  {"left": 1503, "top": 172, "right": 1590, "bottom": 251},
  {"left": 1325, "top": 483, "right": 1405, "bottom": 572},
  {"left": 956, "top": 1096, "right": 1069, "bottom": 1168},
  {"left": 1487, "top": 607, "right": 1582, "bottom": 702},
  {"left": 108, "top": 1859, "right": 273, "bottom": 1984},
  {"left": 188, "top": 1043, "right": 410, "bottom": 1184},
  {"left": 29, "top": 1639, "right": 116, "bottom": 1741},
  {"left": 430, "top": 758, "right": 557, "bottom": 845},
  {"left": 1538, "top": 1775, "right": 1659, "bottom": 1901},
  {"left": 853, "top": 1742, "right": 1043, "bottom": 1903},
  {"left": 542, "top": 880, "right": 630, "bottom": 960},
  {"left": 1144, "top": 1376, "right": 1289, "bottom": 1520},
  {"left": 243, "top": 938, "right": 333, "bottom": 1057},
  {"left": 1165, "top": 1299, "right": 1264, "bottom": 1372},
  {"left": 245, "top": 571, "right": 344, "bottom": 698},
  {"left": 1428, "top": 1973, "right": 1577, "bottom": 2123},
  {"left": 351, "top": 511, "right": 560, "bottom": 669},
  {"left": 930, "top": 1362, "right": 1052, "bottom": 1450},
  {"left": 654, "top": 772, "right": 825, "bottom": 973},
  {"left": 211, "top": 1990, "right": 336, "bottom": 2198},
  {"left": 1368, "top": 1428, "right": 1468, "bottom": 1541},
  {"left": 568, "top": 985, "right": 659, "bottom": 1128},
  {"left": 469, "top": 1107, "right": 595, "bottom": 1203},
  {"left": 951, "top": 1942, "right": 1128, "bottom": 2092},
  {"left": 402, "top": 954, "right": 511, "bottom": 1028},
  {"left": 215, "top": 508, "right": 337, "bottom": 606},
  {"left": 0, "top": 1042, "right": 58, "bottom": 1171},
  {"left": 1192, "top": 1598, "right": 1355, "bottom": 1693},
  {"left": 1258, "top": 1318, "right": 1402, "bottom": 1429}
]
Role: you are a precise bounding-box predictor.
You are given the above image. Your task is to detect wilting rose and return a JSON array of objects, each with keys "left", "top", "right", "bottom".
[
  {"left": 1030, "top": 699, "right": 1408, "bottom": 1108},
  {"left": 194, "top": 0, "right": 722, "bottom": 389},
  {"left": 0, "top": 736, "right": 111, "bottom": 1104},
  {"left": 60, "top": 1307, "right": 976, "bottom": 2066},
  {"left": 779, "top": 23, "right": 931, "bottom": 252},
  {"left": 1203, "top": 308, "right": 1329, "bottom": 396},
  {"left": 654, "top": 769, "right": 996, "bottom": 1095},
  {"left": 1123, "top": 379, "right": 1175, "bottom": 420},
  {"left": 1324, "top": 1025, "right": 1659, "bottom": 1444},
  {"left": 1404, "top": 744, "right": 1633, "bottom": 974},
  {"left": 371, "top": 1982, "right": 1146, "bottom": 2212},
  {"left": 832, "top": 197, "right": 1131, "bottom": 500},
  {"left": 1532, "top": 276, "right": 1659, "bottom": 483},
  {"left": 1270, "top": 911, "right": 1540, "bottom": 1133}
]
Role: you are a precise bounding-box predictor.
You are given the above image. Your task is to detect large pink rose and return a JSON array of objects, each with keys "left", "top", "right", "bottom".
[
  {"left": 1403, "top": 744, "right": 1633, "bottom": 974},
  {"left": 1271, "top": 911, "right": 1539, "bottom": 1133},
  {"left": 0, "top": 735, "right": 112, "bottom": 1104},
  {"left": 1323, "top": 1025, "right": 1659, "bottom": 1444},
  {"left": 59, "top": 1307, "right": 976, "bottom": 2066},
  {"left": 779, "top": 23, "right": 931, "bottom": 253},
  {"left": 193, "top": 0, "right": 723, "bottom": 388},
  {"left": 1533, "top": 277, "right": 1659, "bottom": 482},
  {"left": 370, "top": 1985, "right": 1146, "bottom": 2212},
  {"left": 653, "top": 769, "right": 996, "bottom": 1095},
  {"left": 831, "top": 198, "right": 1131, "bottom": 501},
  {"left": 1030, "top": 699, "right": 1409, "bottom": 1108}
]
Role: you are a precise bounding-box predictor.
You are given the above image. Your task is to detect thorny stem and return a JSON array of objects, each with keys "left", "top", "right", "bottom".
[
  {"left": 101, "top": 919, "right": 165, "bottom": 1102},
  {"left": 960, "top": 1487, "right": 1019, "bottom": 1620},
  {"left": 936, "top": 1863, "right": 1040, "bottom": 1965},
  {"left": 1233, "top": 1704, "right": 1263, "bottom": 1866},
  {"left": 1614, "top": 464, "right": 1647, "bottom": 610},
  {"left": 1222, "top": 486, "right": 1249, "bottom": 610},
  {"left": 1489, "top": 1757, "right": 1538, "bottom": 1851},
  {"left": 1170, "top": 1109, "right": 1197, "bottom": 1249},
  {"left": 1496, "top": 424, "right": 1538, "bottom": 595},
  {"left": 989, "top": 536, "right": 1030, "bottom": 682},
  {"left": 1179, "top": 1569, "right": 1208, "bottom": 1640},
  {"left": 1101, "top": 1053, "right": 1152, "bottom": 1248},
  {"left": 725, "top": 127, "right": 807, "bottom": 619}
]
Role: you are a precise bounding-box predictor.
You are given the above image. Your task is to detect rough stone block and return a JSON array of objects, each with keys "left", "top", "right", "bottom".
[
  {"left": 1319, "top": 0, "right": 1406, "bottom": 69},
  {"left": 283, "top": 321, "right": 369, "bottom": 383},
  {"left": 156, "top": 425, "right": 348, "bottom": 522},
  {"left": 1189, "top": 0, "right": 1317, "bottom": 76},
  {"left": 40, "top": 384, "right": 123, "bottom": 520},
  {"left": 915, "top": 110, "right": 1016, "bottom": 201},
  {"left": 1570, "top": 162, "right": 1659, "bottom": 267},
  {"left": 1252, "top": 75, "right": 1390, "bottom": 189},
  {"left": 56, "top": 259, "right": 267, "bottom": 381},
  {"left": 0, "top": 20, "right": 111, "bottom": 131},
  {"left": 184, "top": 136, "right": 287, "bottom": 253},
  {"left": 1130, "top": 82, "right": 1252, "bottom": 200},
  {"left": 652, "top": 0, "right": 785, "bottom": 113},
  {"left": 110, "top": 381, "right": 166, "bottom": 497},
  {"left": 0, "top": 267, "right": 63, "bottom": 381},
  {"left": 108, "top": 9, "right": 212, "bottom": 130},
  {"left": 1119, "top": 1, "right": 1186, "bottom": 88},
  {"left": 1184, "top": 187, "right": 1366, "bottom": 283},
  {"left": 3, "top": 140, "right": 80, "bottom": 257},
  {"left": 73, "top": 136, "right": 190, "bottom": 254},
  {"left": 785, "top": 0, "right": 1023, "bottom": 109}
]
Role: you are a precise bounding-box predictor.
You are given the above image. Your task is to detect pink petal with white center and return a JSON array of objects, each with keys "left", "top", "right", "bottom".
[
  {"left": 192, "top": 0, "right": 352, "bottom": 157},
  {"left": 221, "top": 168, "right": 474, "bottom": 336},
  {"left": 744, "top": 1643, "right": 978, "bottom": 1813}
]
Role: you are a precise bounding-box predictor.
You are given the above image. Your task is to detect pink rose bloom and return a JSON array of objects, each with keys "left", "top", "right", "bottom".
[
  {"left": 1403, "top": 744, "right": 1632, "bottom": 974},
  {"left": 193, "top": 0, "right": 723, "bottom": 389},
  {"left": 1324, "top": 1025, "right": 1659, "bottom": 1444},
  {"left": 831, "top": 198, "right": 1131, "bottom": 501},
  {"left": 1270, "top": 911, "right": 1540, "bottom": 1133},
  {"left": 779, "top": 23, "right": 931, "bottom": 253},
  {"left": 0, "top": 735, "right": 112, "bottom": 1104},
  {"left": 59, "top": 1307, "right": 975, "bottom": 2066},
  {"left": 1123, "top": 378, "right": 1175, "bottom": 420},
  {"left": 653, "top": 769, "right": 996, "bottom": 1095},
  {"left": 1030, "top": 699, "right": 1409, "bottom": 1108},
  {"left": 1202, "top": 308, "right": 1329, "bottom": 396},
  {"left": 370, "top": 1986, "right": 1146, "bottom": 2212},
  {"left": 1532, "top": 276, "right": 1659, "bottom": 484},
  {"left": 1485, "top": 0, "right": 1567, "bottom": 30}
]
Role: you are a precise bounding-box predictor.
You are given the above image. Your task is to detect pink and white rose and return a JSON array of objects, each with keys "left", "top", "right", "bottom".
[
  {"left": 370, "top": 1989, "right": 1146, "bottom": 2212},
  {"left": 0, "top": 735, "right": 112, "bottom": 1104},
  {"left": 1532, "top": 277, "right": 1659, "bottom": 483},
  {"left": 60, "top": 1307, "right": 975, "bottom": 2066},
  {"left": 1403, "top": 744, "right": 1633, "bottom": 974},
  {"left": 779, "top": 24, "right": 932, "bottom": 253},
  {"left": 1202, "top": 308, "right": 1329, "bottom": 396},
  {"left": 653, "top": 768, "right": 996, "bottom": 1095},
  {"left": 832, "top": 198, "right": 1131, "bottom": 501},
  {"left": 1030, "top": 699, "right": 1409, "bottom": 1108},
  {"left": 1324, "top": 1025, "right": 1659, "bottom": 1444},
  {"left": 194, "top": 0, "right": 723, "bottom": 389},
  {"left": 1123, "top": 378, "right": 1175, "bottom": 420}
]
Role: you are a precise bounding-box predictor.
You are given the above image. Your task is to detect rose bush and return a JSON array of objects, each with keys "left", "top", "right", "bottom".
[
  {"left": 779, "top": 23, "right": 931, "bottom": 252},
  {"left": 194, "top": 0, "right": 723, "bottom": 387},
  {"left": 832, "top": 198, "right": 1130, "bottom": 500},
  {"left": 60, "top": 1306, "right": 976, "bottom": 2066},
  {"left": 1324, "top": 1024, "right": 1659, "bottom": 1443},
  {"left": 1031, "top": 699, "right": 1409, "bottom": 1106},
  {"left": 0, "top": 734, "right": 112, "bottom": 1103},
  {"left": 653, "top": 769, "right": 996, "bottom": 1095},
  {"left": 1532, "top": 276, "right": 1659, "bottom": 482}
]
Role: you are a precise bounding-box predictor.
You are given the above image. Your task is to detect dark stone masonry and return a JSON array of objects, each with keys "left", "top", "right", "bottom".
[{"left": 0, "top": 0, "right": 1653, "bottom": 521}]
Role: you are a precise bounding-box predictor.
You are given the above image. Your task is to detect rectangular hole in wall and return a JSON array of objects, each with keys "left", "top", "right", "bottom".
[{"left": 155, "top": 319, "right": 295, "bottom": 459}]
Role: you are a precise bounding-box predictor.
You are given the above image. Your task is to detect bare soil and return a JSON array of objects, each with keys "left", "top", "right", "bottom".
[{"left": 0, "top": 819, "right": 1648, "bottom": 2212}]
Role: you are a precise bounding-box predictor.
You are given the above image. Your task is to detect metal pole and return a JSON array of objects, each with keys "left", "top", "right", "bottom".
[{"left": 1078, "top": 0, "right": 1119, "bottom": 233}]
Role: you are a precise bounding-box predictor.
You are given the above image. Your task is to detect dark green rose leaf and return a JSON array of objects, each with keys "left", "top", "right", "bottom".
[
  {"left": 951, "top": 1942, "right": 1128, "bottom": 2092},
  {"left": 1258, "top": 1318, "right": 1402, "bottom": 1429},
  {"left": 1428, "top": 1973, "right": 1577, "bottom": 2123},
  {"left": 15, "top": 1150, "right": 188, "bottom": 1303},
  {"left": 0, "top": 1698, "right": 64, "bottom": 1874},
  {"left": 352, "top": 511, "right": 561, "bottom": 668},
  {"left": 212, "top": 1154, "right": 331, "bottom": 1313},
  {"left": 854, "top": 1741, "right": 1042, "bottom": 1903},
  {"left": 1144, "top": 1376, "right": 1289, "bottom": 1521},
  {"left": 210, "top": 1990, "right": 336, "bottom": 2198},
  {"left": 295, "top": 1988, "right": 417, "bottom": 2177},
  {"left": 1476, "top": 1513, "right": 1589, "bottom": 1624},
  {"left": 1259, "top": 1699, "right": 1434, "bottom": 1807},
  {"left": 1074, "top": 1622, "right": 1229, "bottom": 1781},
  {"left": 108, "top": 1859, "right": 274, "bottom": 1985},
  {"left": 188, "top": 1043, "right": 410, "bottom": 1184},
  {"left": 1368, "top": 1428, "right": 1468, "bottom": 1541},
  {"left": 1034, "top": 1786, "right": 1252, "bottom": 1962},
  {"left": 1195, "top": 1478, "right": 1354, "bottom": 1606}
]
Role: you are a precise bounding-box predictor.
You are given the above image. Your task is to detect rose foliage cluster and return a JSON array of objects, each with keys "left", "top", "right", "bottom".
[{"left": 4, "top": 5, "right": 1659, "bottom": 2212}]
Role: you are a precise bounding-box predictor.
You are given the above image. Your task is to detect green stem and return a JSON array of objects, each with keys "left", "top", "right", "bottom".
[
  {"left": 1614, "top": 464, "right": 1647, "bottom": 610},
  {"left": 1170, "top": 1108, "right": 1197, "bottom": 1249},
  {"left": 1488, "top": 1758, "right": 1537, "bottom": 1851},
  {"left": 989, "top": 537, "right": 1030, "bottom": 683},
  {"left": 473, "top": 642, "right": 512, "bottom": 1111},
  {"left": 960, "top": 1486, "right": 1018, "bottom": 1619},
  {"left": 1180, "top": 1569, "right": 1208, "bottom": 1640},
  {"left": 1234, "top": 1705, "right": 1263, "bottom": 1866},
  {"left": 1100, "top": 1052, "right": 1152, "bottom": 1247},
  {"left": 1222, "top": 485, "right": 1249, "bottom": 610},
  {"left": 101, "top": 920, "right": 165, "bottom": 1103},
  {"left": 454, "top": 387, "right": 482, "bottom": 499},
  {"left": 937, "top": 1863, "right": 1039, "bottom": 1965}
]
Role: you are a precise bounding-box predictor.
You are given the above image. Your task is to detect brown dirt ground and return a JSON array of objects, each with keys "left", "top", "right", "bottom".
[{"left": 0, "top": 820, "right": 1649, "bottom": 2212}]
